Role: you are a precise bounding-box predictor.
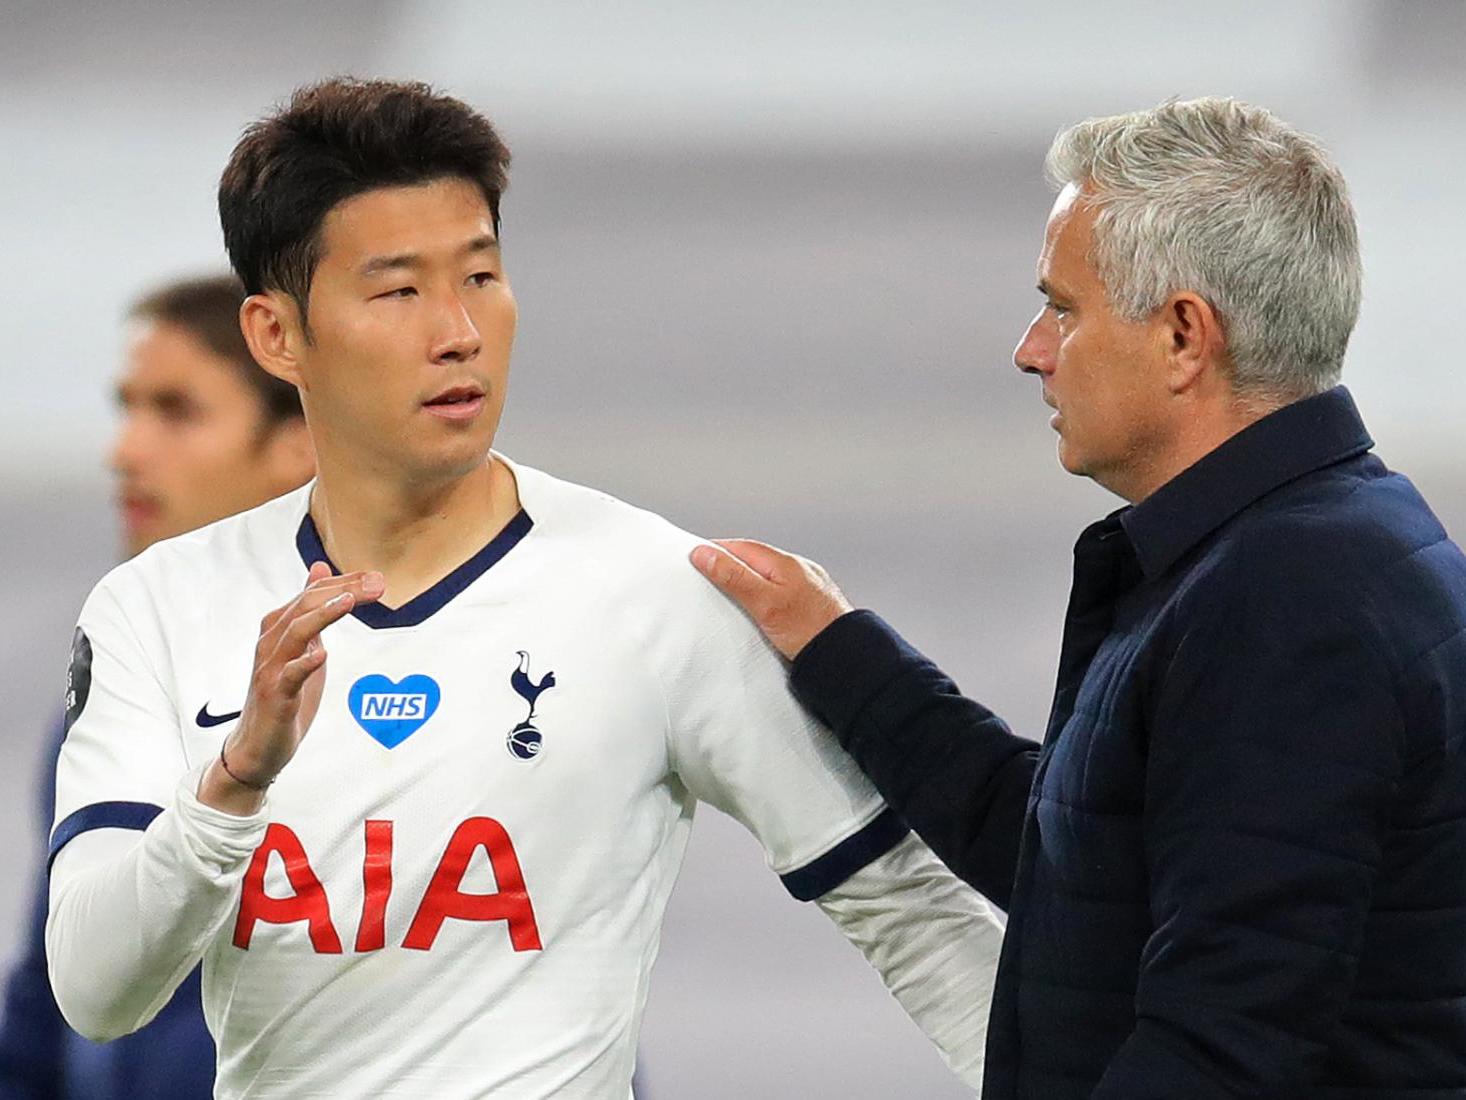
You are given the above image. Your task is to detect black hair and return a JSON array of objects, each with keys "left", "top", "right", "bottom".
[{"left": 218, "top": 77, "right": 511, "bottom": 322}]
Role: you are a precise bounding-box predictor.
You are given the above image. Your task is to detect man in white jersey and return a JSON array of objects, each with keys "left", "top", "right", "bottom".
[{"left": 46, "top": 78, "right": 1003, "bottom": 1099}]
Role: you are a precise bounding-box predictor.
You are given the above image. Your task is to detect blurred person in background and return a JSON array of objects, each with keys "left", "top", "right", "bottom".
[
  {"left": 0, "top": 274, "right": 313, "bottom": 1100},
  {"left": 694, "top": 97, "right": 1466, "bottom": 1098}
]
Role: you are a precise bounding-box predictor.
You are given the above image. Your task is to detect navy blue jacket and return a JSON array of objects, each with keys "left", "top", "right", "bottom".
[
  {"left": 0, "top": 722, "right": 215, "bottom": 1100},
  {"left": 792, "top": 388, "right": 1466, "bottom": 1098}
]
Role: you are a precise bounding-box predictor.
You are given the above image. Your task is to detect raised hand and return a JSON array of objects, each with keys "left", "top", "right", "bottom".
[
  {"left": 197, "top": 561, "right": 384, "bottom": 814},
  {"left": 689, "top": 539, "right": 854, "bottom": 661}
]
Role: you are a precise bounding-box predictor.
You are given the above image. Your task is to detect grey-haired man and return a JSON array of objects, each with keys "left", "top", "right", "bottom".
[{"left": 693, "top": 98, "right": 1466, "bottom": 1098}]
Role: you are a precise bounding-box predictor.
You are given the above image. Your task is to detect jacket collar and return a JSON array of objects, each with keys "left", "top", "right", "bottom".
[{"left": 1119, "top": 386, "right": 1374, "bottom": 580}]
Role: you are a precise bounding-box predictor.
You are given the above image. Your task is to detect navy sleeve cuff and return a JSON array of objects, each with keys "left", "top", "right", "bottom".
[
  {"left": 48, "top": 801, "right": 164, "bottom": 871},
  {"left": 778, "top": 807, "right": 910, "bottom": 901},
  {"left": 790, "top": 610, "right": 928, "bottom": 741}
]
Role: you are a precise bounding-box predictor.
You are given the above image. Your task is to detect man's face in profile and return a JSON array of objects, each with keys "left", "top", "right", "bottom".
[
  {"left": 110, "top": 320, "right": 306, "bottom": 556},
  {"left": 1013, "top": 185, "right": 1173, "bottom": 501}
]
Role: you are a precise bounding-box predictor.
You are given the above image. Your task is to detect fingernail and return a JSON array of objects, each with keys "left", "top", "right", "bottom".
[
  {"left": 690, "top": 546, "right": 713, "bottom": 572},
  {"left": 330, "top": 592, "right": 353, "bottom": 607},
  {"left": 362, "top": 572, "right": 385, "bottom": 596}
]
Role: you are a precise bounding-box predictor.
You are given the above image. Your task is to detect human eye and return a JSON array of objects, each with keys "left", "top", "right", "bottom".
[
  {"left": 466, "top": 270, "right": 498, "bottom": 288},
  {"left": 374, "top": 286, "right": 417, "bottom": 300},
  {"left": 156, "top": 396, "right": 199, "bottom": 424}
]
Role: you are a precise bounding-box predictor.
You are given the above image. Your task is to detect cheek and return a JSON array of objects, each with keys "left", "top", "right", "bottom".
[{"left": 480, "top": 294, "right": 518, "bottom": 356}]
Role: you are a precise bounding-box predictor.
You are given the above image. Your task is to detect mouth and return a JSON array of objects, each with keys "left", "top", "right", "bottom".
[
  {"left": 117, "top": 491, "right": 161, "bottom": 532},
  {"left": 423, "top": 384, "right": 486, "bottom": 421}
]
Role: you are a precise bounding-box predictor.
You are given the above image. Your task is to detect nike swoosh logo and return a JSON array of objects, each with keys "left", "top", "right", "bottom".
[{"left": 196, "top": 704, "right": 243, "bottom": 728}]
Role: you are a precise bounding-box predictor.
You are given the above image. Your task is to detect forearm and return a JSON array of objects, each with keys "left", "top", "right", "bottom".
[
  {"left": 46, "top": 775, "right": 266, "bottom": 1041},
  {"left": 792, "top": 611, "right": 1037, "bottom": 905},
  {"left": 817, "top": 832, "right": 1004, "bottom": 1091}
]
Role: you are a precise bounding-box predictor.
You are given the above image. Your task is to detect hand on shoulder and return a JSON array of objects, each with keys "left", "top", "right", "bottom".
[{"left": 690, "top": 539, "right": 854, "bottom": 661}]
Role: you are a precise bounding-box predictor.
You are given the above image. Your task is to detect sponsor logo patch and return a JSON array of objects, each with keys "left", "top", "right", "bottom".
[{"left": 348, "top": 674, "right": 441, "bottom": 748}]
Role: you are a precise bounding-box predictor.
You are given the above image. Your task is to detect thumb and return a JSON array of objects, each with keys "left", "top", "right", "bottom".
[{"left": 690, "top": 543, "right": 771, "bottom": 611}]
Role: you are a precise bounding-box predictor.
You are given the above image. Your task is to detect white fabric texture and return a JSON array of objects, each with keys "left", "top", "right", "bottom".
[
  {"left": 818, "top": 832, "right": 1004, "bottom": 1092},
  {"left": 47, "top": 456, "right": 1000, "bottom": 1098}
]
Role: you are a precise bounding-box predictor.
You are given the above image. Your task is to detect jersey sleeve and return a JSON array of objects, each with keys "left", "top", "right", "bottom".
[
  {"left": 50, "top": 568, "right": 187, "bottom": 868},
  {"left": 661, "top": 555, "right": 907, "bottom": 900}
]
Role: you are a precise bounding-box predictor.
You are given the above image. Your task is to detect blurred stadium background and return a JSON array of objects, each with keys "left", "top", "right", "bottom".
[{"left": 3, "top": 2, "right": 1464, "bottom": 1095}]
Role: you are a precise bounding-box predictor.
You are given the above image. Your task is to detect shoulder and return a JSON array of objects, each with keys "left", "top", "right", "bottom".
[
  {"left": 87, "top": 485, "right": 312, "bottom": 628},
  {"left": 1179, "top": 458, "right": 1466, "bottom": 665},
  {"left": 510, "top": 459, "right": 759, "bottom": 640},
  {"left": 1221, "top": 460, "right": 1457, "bottom": 596},
  {"left": 513, "top": 460, "right": 716, "bottom": 582}
]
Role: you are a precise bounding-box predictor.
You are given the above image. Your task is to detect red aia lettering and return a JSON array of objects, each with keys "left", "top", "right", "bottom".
[
  {"left": 403, "top": 817, "right": 543, "bottom": 952},
  {"left": 354, "top": 820, "right": 393, "bottom": 953},
  {"left": 233, "top": 823, "right": 343, "bottom": 954},
  {"left": 234, "top": 817, "right": 541, "bottom": 955}
]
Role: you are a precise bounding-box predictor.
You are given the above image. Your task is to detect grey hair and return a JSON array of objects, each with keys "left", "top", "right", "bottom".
[{"left": 1044, "top": 97, "right": 1362, "bottom": 400}]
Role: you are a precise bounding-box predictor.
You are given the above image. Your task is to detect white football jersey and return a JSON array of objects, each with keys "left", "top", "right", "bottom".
[{"left": 52, "top": 456, "right": 906, "bottom": 1099}]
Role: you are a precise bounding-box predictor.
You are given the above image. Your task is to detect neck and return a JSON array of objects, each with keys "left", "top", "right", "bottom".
[
  {"left": 308, "top": 454, "right": 521, "bottom": 608},
  {"left": 1114, "top": 391, "right": 1277, "bottom": 504}
]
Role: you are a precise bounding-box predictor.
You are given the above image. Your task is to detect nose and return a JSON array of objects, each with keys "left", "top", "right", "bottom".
[
  {"left": 108, "top": 413, "right": 147, "bottom": 477},
  {"left": 430, "top": 292, "right": 482, "bottom": 364},
  {"left": 1013, "top": 308, "right": 1055, "bottom": 377}
]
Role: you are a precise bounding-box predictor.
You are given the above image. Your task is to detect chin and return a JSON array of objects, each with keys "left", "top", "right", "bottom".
[
  {"left": 1055, "top": 439, "right": 1085, "bottom": 476},
  {"left": 414, "top": 443, "right": 495, "bottom": 484}
]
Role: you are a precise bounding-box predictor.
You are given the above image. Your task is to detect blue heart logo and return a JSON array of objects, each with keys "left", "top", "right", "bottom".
[{"left": 348, "top": 674, "right": 441, "bottom": 749}]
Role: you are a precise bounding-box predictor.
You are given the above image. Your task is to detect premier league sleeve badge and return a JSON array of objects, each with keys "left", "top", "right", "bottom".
[{"left": 63, "top": 627, "right": 93, "bottom": 735}]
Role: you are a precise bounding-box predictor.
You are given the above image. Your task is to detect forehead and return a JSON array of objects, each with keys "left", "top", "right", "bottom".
[
  {"left": 1037, "top": 183, "right": 1095, "bottom": 284},
  {"left": 317, "top": 178, "right": 496, "bottom": 267}
]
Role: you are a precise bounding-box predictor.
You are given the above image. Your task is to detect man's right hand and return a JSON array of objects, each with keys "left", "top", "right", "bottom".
[
  {"left": 690, "top": 539, "right": 854, "bottom": 661},
  {"left": 197, "top": 561, "right": 385, "bottom": 815}
]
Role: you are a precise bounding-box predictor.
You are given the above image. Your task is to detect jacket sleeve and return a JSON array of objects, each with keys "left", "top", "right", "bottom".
[
  {"left": 789, "top": 611, "right": 1038, "bottom": 909},
  {"left": 0, "top": 723, "right": 67, "bottom": 1100},
  {"left": 0, "top": 858, "right": 64, "bottom": 1100},
  {"left": 1091, "top": 558, "right": 1403, "bottom": 1098}
]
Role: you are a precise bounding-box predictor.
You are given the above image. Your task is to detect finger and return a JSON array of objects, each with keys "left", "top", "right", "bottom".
[
  {"left": 302, "top": 568, "right": 385, "bottom": 600},
  {"left": 710, "top": 538, "right": 796, "bottom": 582},
  {"left": 273, "top": 591, "right": 358, "bottom": 661},
  {"left": 274, "top": 571, "right": 386, "bottom": 624},
  {"left": 277, "top": 643, "right": 329, "bottom": 696},
  {"left": 306, "top": 560, "right": 333, "bottom": 585},
  {"left": 689, "top": 543, "right": 773, "bottom": 609}
]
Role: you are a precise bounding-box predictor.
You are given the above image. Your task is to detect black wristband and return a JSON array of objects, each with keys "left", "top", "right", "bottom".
[{"left": 218, "top": 743, "right": 273, "bottom": 791}]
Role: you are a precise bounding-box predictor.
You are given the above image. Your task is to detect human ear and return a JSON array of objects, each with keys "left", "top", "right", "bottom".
[
  {"left": 1160, "top": 291, "right": 1227, "bottom": 394},
  {"left": 240, "top": 292, "right": 309, "bottom": 388}
]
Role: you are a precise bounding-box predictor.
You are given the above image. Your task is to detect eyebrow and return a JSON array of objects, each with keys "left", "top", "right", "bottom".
[
  {"left": 358, "top": 235, "right": 501, "bottom": 278},
  {"left": 115, "top": 385, "right": 195, "bottom": 410}
]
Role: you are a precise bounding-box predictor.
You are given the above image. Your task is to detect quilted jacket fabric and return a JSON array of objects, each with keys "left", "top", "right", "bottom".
[{"left": 791, "top": 387, "right": 1466, "bottom": 1098}]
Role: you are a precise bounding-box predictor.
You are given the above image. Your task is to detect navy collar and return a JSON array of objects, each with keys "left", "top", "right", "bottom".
[
  {"left": 1119, "top": 386, "right": 1374, "bottom": 580},
  {"left": 295, "top": 508, "right": 534, "bottom": 629}
]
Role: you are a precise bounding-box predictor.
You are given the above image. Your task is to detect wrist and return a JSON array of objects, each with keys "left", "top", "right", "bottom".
[
  {"left": 218, "top": 742, "right": 274, "bottom": 791},
  {"left": 196, "top": 751, "right": 271, "bottom": 817}
]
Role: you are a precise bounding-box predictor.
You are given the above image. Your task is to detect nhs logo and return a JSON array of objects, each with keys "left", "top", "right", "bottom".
[
  {"left": 360, "top": 694, "right": 428, "bottom": 720},
  {"left": 348, "top": 674, "right": 441, "bottom": 749}
]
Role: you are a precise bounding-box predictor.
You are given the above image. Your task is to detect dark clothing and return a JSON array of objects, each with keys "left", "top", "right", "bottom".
[
  {"left": 0, "top": 722, "right": 215, "bottom": 1100},
  {"left": 792, "top": 387, "right": 1466, "bottom": 1098}
]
